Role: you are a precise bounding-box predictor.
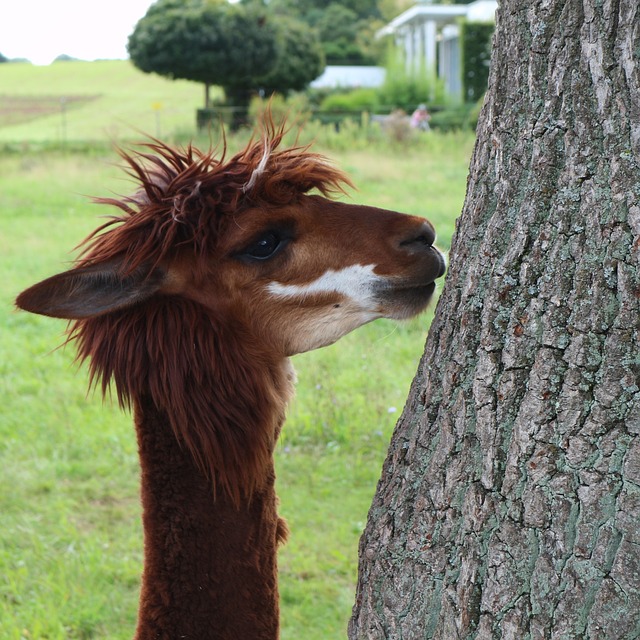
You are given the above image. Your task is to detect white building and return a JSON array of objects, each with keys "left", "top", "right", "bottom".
[
  {"left": 310, "top": 65, "right": 386, "bottom": 89},
  {"left": 378, "top": 0, "right": 498, "bottom": 100}
]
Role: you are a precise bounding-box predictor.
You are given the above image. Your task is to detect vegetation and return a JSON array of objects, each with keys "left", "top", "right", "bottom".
[
  {"left": 4, "top": 1, "right": 493, "bottom": 132},
  {"left": 304, "top": 3, "right": 380, "bottom": 65},
  {"left": 0, "top": 59, "right": 479, "bottom": 149},
  {"left": 128, "top": 0, "right": 278, "bottom": 108},
  {"left": 259, "top": 17, "right": 325, "bottom": 96},
  {"left": 128, "top": 0, "right": 323, "bottom": 125},
  {"left": 319, "top": 88, "right": 380, "bottom": 114},
  {"left": 0, "top": 60, "right": 205, "bottom": 143},
  {"left": 460, "top": 21, "right": 494, "bottom": 102},
  {"left": 428, "top": 99, "right": 483, "bottom": 131},
  {"left": 309, "top": 38, "right": 484, "bottom": 131},
  {"left": 267, "top": 0, "right": 387, "bottom": 64},
  {"left": 0, "top": 58, "right": 474, "bottom": 640},
  {"left": 377, "top": 48, "right": 449, "bottom": 110}
]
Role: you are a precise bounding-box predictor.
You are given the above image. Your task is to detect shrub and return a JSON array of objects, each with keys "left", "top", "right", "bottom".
[
  {"left": 377, "top": 48, "right": 447, "bottom": 111},
  {"left": 428, "top": 103, "right": 479, "bottom": 131},
  {"left": 258, "top": 18, "right": 325, "bottom": 96},
  {"left": 249, "top": 93, "right": 312, "bottom": 128},
  {"left": 380, "top": 109, "right": 413, "bottom": 143},
  {"left": 319, "top": 88, "right": 381, "bottom": 113},
  {"left": 467, "top": 94, "right": 485, "bottom": 129},
  {"left": 460, "top": 21, "right": 494, "bottom": 102},
  {"left": 129, "top": 0, "right": 324, "bottom": 129}
]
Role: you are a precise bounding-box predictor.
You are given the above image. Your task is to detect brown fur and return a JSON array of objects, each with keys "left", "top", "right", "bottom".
[
  {"left": 133, "top": 395, "right": 283, "bottom": 639},
  {"left": 71, "top": 296, "right": 290, "bottom": 502},
  {"left": 16, "top": 121, "right": 445, "bottom": 638},
  {"left": 66, "top": 125, "right": 347, "bottom": 500},
  {"left": 64, "top": 124, "right": 349, "bottom": 500},
  {"left": 79, "top": 124, "right": 350, "bottom": 280}
]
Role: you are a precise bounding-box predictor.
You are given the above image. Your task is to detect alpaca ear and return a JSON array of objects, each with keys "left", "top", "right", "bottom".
[{"left": 16, "top": 259, "right": 166, "bottom": 320}]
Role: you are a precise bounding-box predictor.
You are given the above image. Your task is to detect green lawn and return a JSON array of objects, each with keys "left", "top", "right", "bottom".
[
  {"left": 0, "top": 61, "right": 474, "bottom": 639},
  {"left": 0, "top": 60, "right": 207, "bottom": 143}
]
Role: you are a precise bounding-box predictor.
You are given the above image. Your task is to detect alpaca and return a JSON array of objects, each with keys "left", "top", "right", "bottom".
[{"left": 16, "top": 123, "right": 446, "bottom": 639}]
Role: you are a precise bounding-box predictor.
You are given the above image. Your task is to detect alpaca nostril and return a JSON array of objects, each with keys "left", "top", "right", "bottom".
[
  {"left": 399, "top": 223, "right": 436, "bottom": 249},
  {"left": 415, "top": 234, "right": 433, "bottom": 246}
]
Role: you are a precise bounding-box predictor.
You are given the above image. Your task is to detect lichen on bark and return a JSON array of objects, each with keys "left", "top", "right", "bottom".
[{"left": 349, "top": 1, "right": 640, "bottom": 638}]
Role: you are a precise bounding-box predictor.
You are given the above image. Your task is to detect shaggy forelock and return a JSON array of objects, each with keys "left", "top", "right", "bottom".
[{"left": 77, "top": 123, "right": 351, "bottom": 276}]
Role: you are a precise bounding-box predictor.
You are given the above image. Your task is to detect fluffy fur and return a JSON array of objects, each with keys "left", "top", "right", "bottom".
[
  {"left": 16, "top": 121, "right": 445, "bottom": 639},
  {"left": 79, "top": 124, "right": 350, "bottom": 279},
  {"left": 67, "top": 124, "right": 347, "bottom": 500}
]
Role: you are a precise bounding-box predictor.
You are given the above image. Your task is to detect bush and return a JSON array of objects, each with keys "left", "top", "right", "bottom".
[
  {"left": 377, "top": 48, "right": 448, "bottom": 111},
  {"left": 460, "top": 21, "right": 494, "bottom": 102},
  {"left": 249, "top": 93, "right": 312, "bottom": 128},
  {"left": 129, "top": 0, "right": 324, "bottom": 130},
  {"left": 428, "top": 104, "right": 478, "bottom": 132},
  {"left": 258, "top": 18, "right": 325, "bottom": 96},
  {"left": 319, "top": 88, "right": 380, "bottom": 113},
  {"left": 379, "top": 109, "right": 414, "bottom": 143}
]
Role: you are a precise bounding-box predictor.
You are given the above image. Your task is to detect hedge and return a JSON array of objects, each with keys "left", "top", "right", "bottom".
[{"left": 460, "top": 21, "right": 494, "bottom": 102}]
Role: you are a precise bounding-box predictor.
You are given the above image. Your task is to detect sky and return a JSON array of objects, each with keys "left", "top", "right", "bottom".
[{"left": 1, "top": 0, "right": 157, "bottom": 65}]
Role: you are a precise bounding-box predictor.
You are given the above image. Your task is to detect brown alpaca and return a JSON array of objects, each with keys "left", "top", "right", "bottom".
[{"left": 16, "top": 123, "right": 445, "bottom": 639}]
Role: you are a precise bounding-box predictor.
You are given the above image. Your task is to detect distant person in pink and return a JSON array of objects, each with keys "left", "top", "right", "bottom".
[{"left": 410, "top": 104, "right": 431, "bottom": 131}]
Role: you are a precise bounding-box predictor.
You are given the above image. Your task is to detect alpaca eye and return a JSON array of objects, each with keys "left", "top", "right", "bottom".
[{"left": 242, "top": 232, "right": 283, "bottom": 260}]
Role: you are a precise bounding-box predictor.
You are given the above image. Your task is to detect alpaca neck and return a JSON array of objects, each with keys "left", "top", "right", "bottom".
[{"left": 133, "top": 394, "right": 283, "bottom": 640}]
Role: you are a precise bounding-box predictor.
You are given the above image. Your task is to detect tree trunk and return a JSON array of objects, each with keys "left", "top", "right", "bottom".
[
  {"left": 224, "top": 86, "right": 252, "bottom": 131},
  {"left": 350, "top": 1, "right": 640, "bottom": 638}
]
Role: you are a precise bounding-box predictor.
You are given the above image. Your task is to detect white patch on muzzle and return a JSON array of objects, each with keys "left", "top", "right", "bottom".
[{"left": 266, "top": 264, "right": 383, "bottom": 309}]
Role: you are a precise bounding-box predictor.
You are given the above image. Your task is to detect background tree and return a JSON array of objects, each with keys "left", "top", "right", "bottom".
[
  {"left": 306, "top": 3, "right": 377, "bottom": 65},
  {"left": 350, "top": 0, "right": 640, "bottom": 637},
  {"left": 258, "top": 17, "right": 325, "bottom": 96},
  {"left": 128, "top": 0, "right": 322, "bottom": 126},
  {"left": 265, "top": 0, "right": 379, "bottom": 21},
  {"left": 128, "top": 0, "right": 276, "bottom": 110},
  {"left": 377, "top": 0, "right": 413, "bottom": 22},
  {"left": 268, "top": 0, "right": 385, "bottom": 65}
]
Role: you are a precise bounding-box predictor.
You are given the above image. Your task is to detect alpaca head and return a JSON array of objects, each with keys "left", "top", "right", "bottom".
[{"left": 16, "top": 122, "right": 446, "bottom": 497}]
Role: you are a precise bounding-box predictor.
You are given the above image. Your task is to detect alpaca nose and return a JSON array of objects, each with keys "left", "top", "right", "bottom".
[
  {"left": 398, "top": 221, "right": 436, "bottom": 250},
  {"left": 398, "top": 221, "right": 447, "bottom": 278}
]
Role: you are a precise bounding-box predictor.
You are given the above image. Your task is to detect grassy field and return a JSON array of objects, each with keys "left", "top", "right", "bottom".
[
  {"left": 0, "top": 60, "right": 208, "bottom": 144},
  {"left": 1, "top": 60, "right": 474, "bottom": 639}
]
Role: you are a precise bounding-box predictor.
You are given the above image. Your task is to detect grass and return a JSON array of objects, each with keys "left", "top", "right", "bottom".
[
  {"left": 0, "top": 60, "right": 207, "bottom": 144},
  {"left": 0, "top": 60, "right": 474, "bottom": 639}
]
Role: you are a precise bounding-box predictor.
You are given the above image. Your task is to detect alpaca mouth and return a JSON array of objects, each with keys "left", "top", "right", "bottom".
[
  {"left": 376, "top": 247, "right": 446, "bottom": 319},
  {"left": 421, "top": 245, "right": 447, "bottom": 280},
  {"left": 434, "top": 250, "right": 447, "bottom": 278},
  {"left": 376, "top": 281, "right": 438, "bottom": 319}
]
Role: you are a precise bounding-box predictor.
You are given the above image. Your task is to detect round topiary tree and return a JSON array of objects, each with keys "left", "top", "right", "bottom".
[
  {"left": 258, "top": 17, "right": 325, "bottom": 97},
  {"left": 128, "top": 0, "right": 324, "bottom": 128},
  {"left": 128, "top": 0, "right": 278, "bottom": 126}
]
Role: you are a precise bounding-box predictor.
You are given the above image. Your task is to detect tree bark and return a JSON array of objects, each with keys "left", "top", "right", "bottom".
[{"left": 350, "top": 1, "right": 640, "bottom": 638}]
